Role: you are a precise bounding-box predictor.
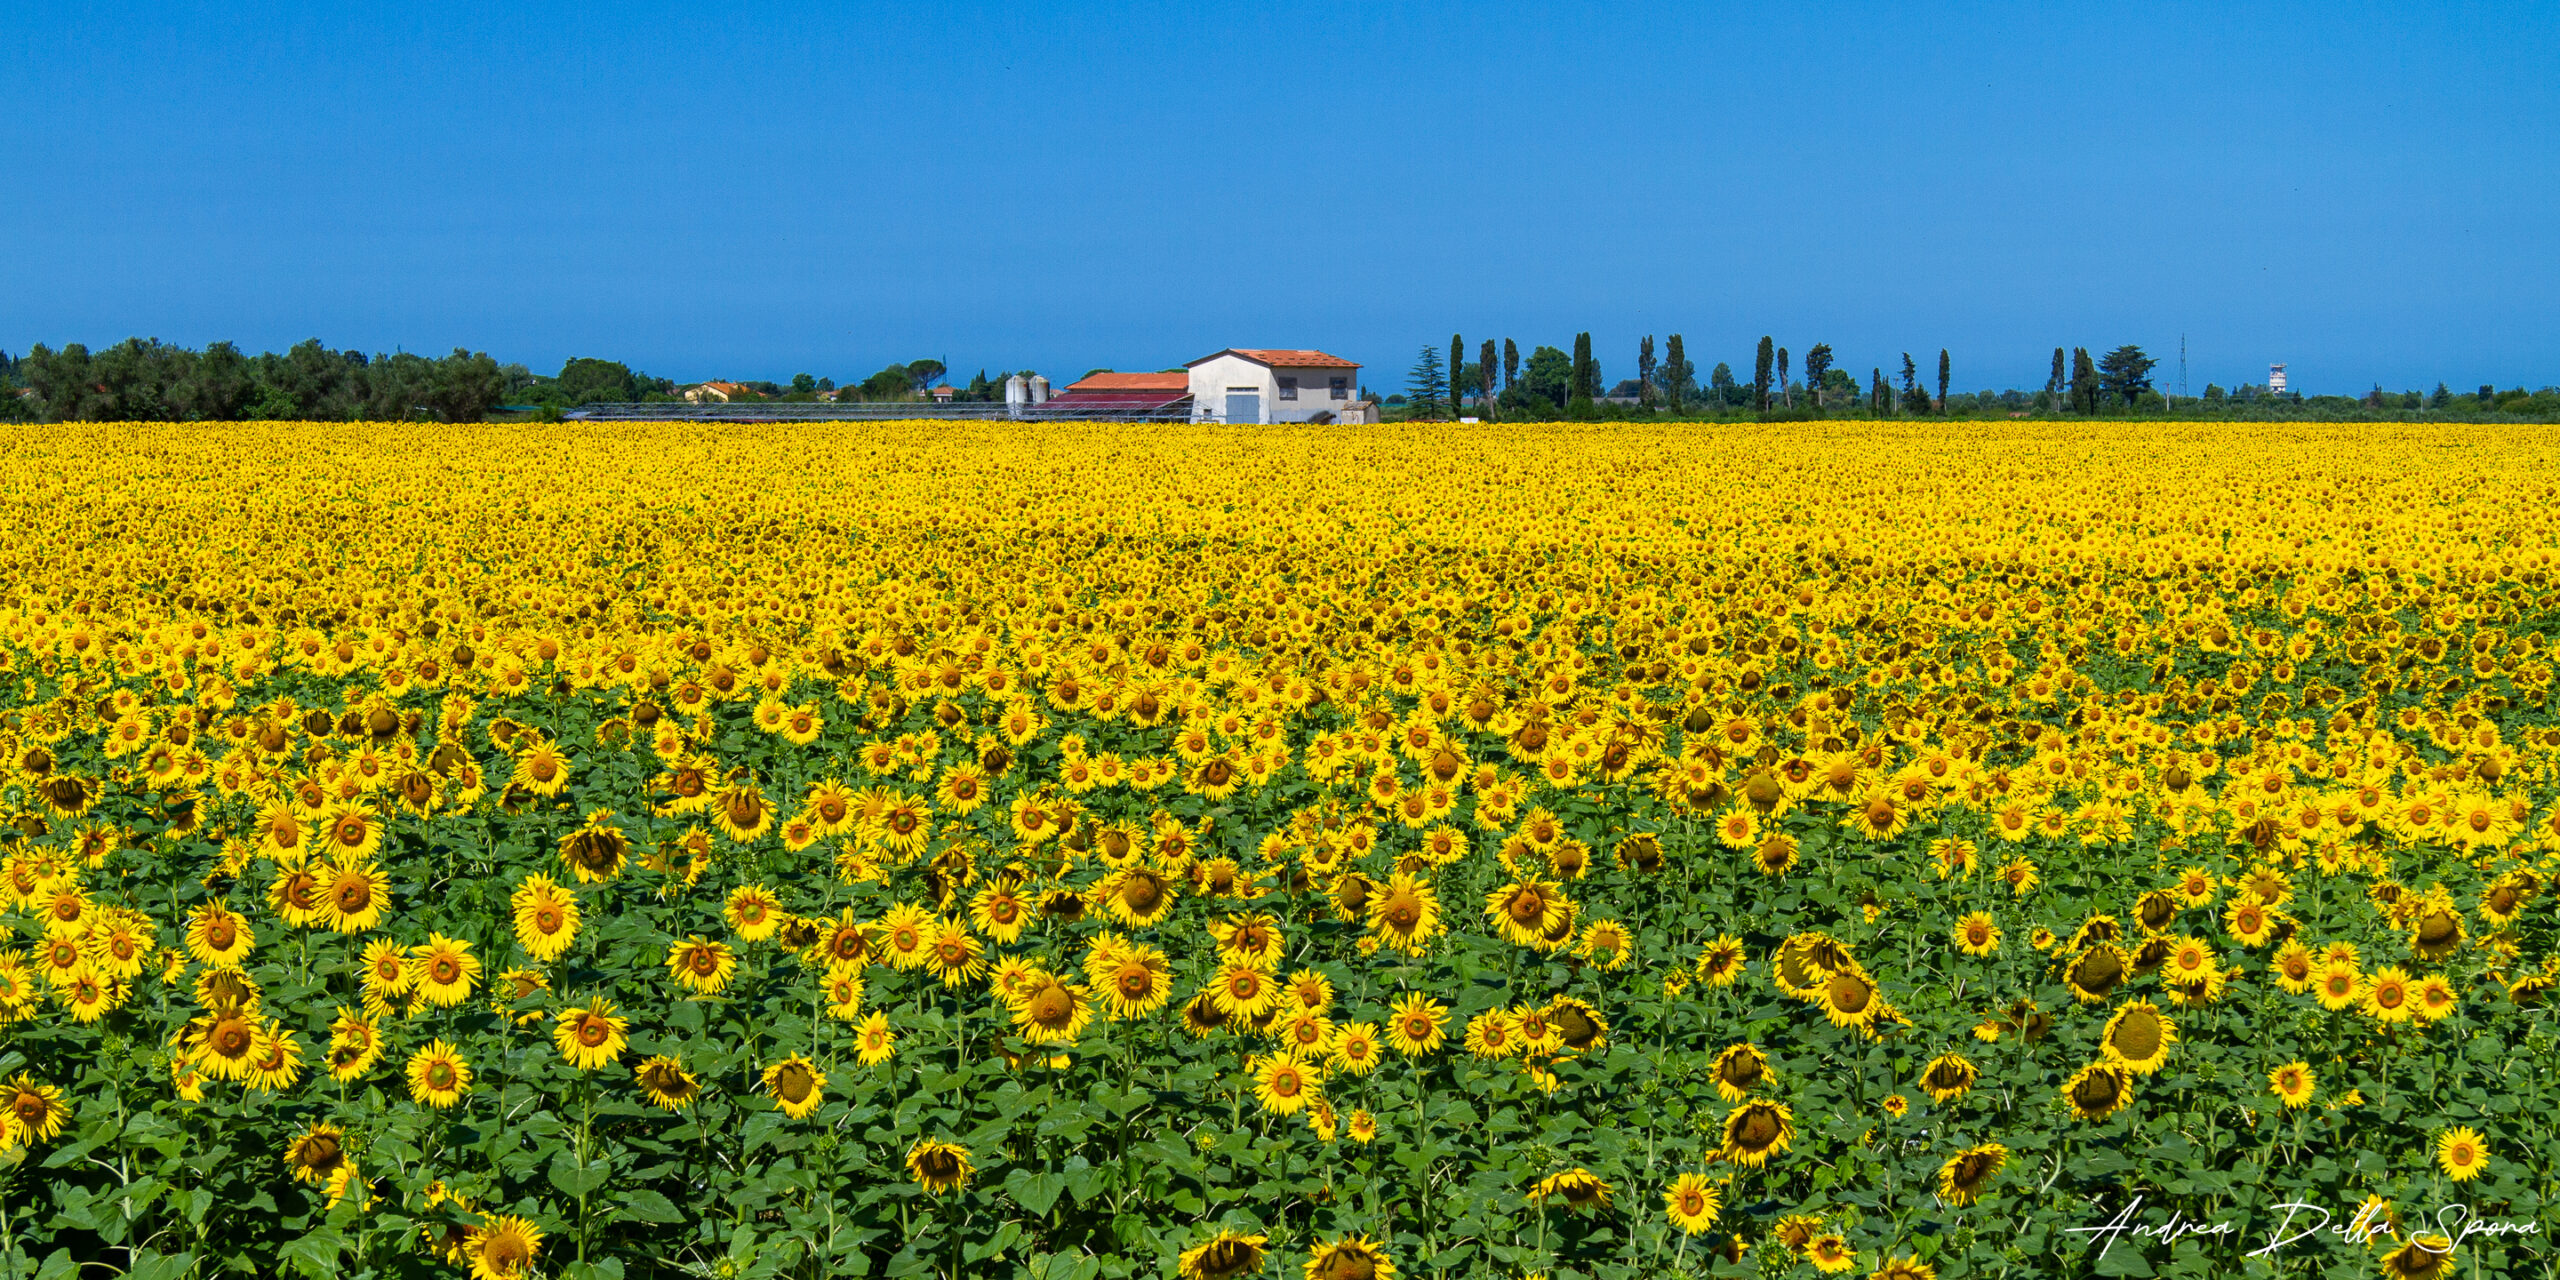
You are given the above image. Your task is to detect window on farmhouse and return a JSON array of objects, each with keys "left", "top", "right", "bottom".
[
  {"left": 1329, "top": 377, "right": 1348, "bottom": 400},
  {"left": 1278, "top": 377, "right": 1298, "bottom": 401}
]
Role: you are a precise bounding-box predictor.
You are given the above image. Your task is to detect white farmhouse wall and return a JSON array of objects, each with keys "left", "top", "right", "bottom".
[
  {"left": 1187, "top": 355, "right": 1361, "bottom": 424},
  {"left": 1188, "top": 355, "right": 1275, "bottom": 423}
]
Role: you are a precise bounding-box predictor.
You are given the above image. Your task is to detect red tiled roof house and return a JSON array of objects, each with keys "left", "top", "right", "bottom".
[{"left": 1182, "top": 349, "right": 1360, "bottom": 424}]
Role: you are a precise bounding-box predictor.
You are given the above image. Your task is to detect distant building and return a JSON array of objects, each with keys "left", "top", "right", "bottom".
[
  {"left": 2268, "top": 364, "right": 2287, "bottom": 395},
  {"left": 929, "top": 384, "right": 956, "bottom": 403},
  {"left": 1183, "top": 349, "right": 1360, "bottom": 424},
  {"left": 1044, "top": 371, "right": 1193, "bottom": 418},
  {"left": 682, "top": 381, "right": 752, "bottom": 404}
]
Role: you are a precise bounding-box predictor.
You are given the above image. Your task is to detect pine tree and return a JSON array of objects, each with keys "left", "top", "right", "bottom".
[
  {"left": 1803, "top": 344, "right": 1833, "bottom": 410},
  {"left": 1664, "top": 335, "right": 1685, "bottom": 412},
  {"left": 1753, "top": 336, "right": 1774, "bottom": 412},
  {"left": 1638, "top": 336, "right": 1656, "bottom": 408},
  {"left": 1405, "top": 345, "right": 1447, "bottom": 420},
  {"left": 1937, "top": 350, "right": 1950, "bottom": 412}
]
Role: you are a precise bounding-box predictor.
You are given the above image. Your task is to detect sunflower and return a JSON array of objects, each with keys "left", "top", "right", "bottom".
[
  {"left": 854, "top": 1010, "right": 898, "bottom": 1064},
  {"left": 2269, "top": 940, "right": 2316, "bottom": 993},
  {"left": 1484, "top": 877, "right": 1569, "bottom": 949},
  {"left": 1706, "top": 1041, "right": 1770, "bottom": 1101},
  {"left": 871, "top": 902, "right": 934, "bottom": 970},
  {"left": 1179, "top": 1229, "right": 1270, "bottom": 1280},
  {"left": 2099, "top": 1001, "right": 2177, "bottom": 1075},
  {"left": 2313, "top": 959, "right": 2363, "bottom": 1011},
  {"left": 1208, "top": 963, "right": 1281, "bottom": 1024},
  {"left": 2222, "top": 896, "right": 2281, "bottom": 947},
  {"left": 405, "top": 1040, "right": 472, "bottom": 1108},
  {"left": 284, "top": 1121, "right": 352, "bottom": 1187},
  {"left": 552, "top": 996, "right": 629, "bottom": 1071},
  {"left": 762, "top": 1054, "right": 827, "bottom": 1119},
  {"left": 1385, "top": 992, "right": 1448, "bottom": 1056},
  {"left": 1806, "top": 1233, "right": 1855, "bottom": 1273},
  {"left": 631, "top": 1054, "right": 699, "bottom": 1110},
  {"left": 1695, "top": 934, "right": 1747, "bottom": 986},
  {"left": 1871, "top": 1254, "right": 1938, "bottom": 1280},
  {"left": 2411, "top": 974, "right": 2458, "bottom": 1021},
  {"left": 1318, "top": 1021, "right": 1382, "bottom": 1075},
  {"left": 1661, "top": 1171, "right": 1720, "bottom": 1235},
  {"left": 902, "top": 1138, "right": 973, "bottom": 1194},
  {"left": 1716, "top": 1099, "right": 1793, "bottom": 1167},
  {"left": 2410, "top": 905, "right": 2465, "bottom": 961},
  {"left": 1251, "top": 1052, "right": 1325, "bottom": 1116},
  {"left": 1918, "top": 1052, "right": 1978, "bottom": 1103},
  {"left": 1529, "top": 1167, "right": 1613, "bottom": 1213},
  {"left": 709, "top": 783, "right": 773, "bottom": 844},
  {"left": 558, "top": 810, "right": 631, "bottom": 881},
  {"left": 184, "top": 901, "right": 256, "bottom": 967},
  {"left": 1098, "top": 946, "right": 1173, "bottom": 1021},
  {"left": 924, "top": 919, "right": 987, "bottom": 988},
  {"left": 1302, "top": 1234, "right": 1396, "bottom": 1280},
  {"left": 317, "top": 803, "right": 383, "bottom": 863},
  {"left": 2435, "top": 1126, "right": 2489, "bottom": 1182},
  {"left": 1365, "top": 872, "right": 1442, "bottom": 956},
  {"left": 1936, "top": 1142, "right": 2007, "bottom": 1205},
  {"left": 2061, "top": 1062, "right": 2133, "bottom": 1122},
  {"left": 2378, "top": 1236, "right": 2456, "bottom": 1280},
  {"left": 665, "top": 934, "right": 737, "bottom": 995},
  {"left": 2268, "top": 1060, "right": 2315, "bottom": 1108},
  {"left": 1951, "top": 912, "right": 2000, "bottom": 956},
  {"left": 1011, "top": 973, "right": 1094, "bottom": 1046},
  {"left": 0, "top": 1071, "right": 63, "bottom": 1148},
  {"left": 510, "top": 874, "right": 581, "bottom": 961},
  {"left": 1090, "top": 865, "right": 1174, "bottom": 930},
  {"left": 2361, "top": 965, "right": 2417, "bottom": 1024},
  {"left": 407, "top": 934, "right": 481, "bottom": 1008},
  {"left": 724, "top": 883, "right": 785, "bottom": 941},
  {"left": 460, "top": 1215, "right": 543, "bottom": 1280},
  {"left": 2062, "top": 944, "right": 2127, "bottom": 1004},
  {"left": 325, "top": 1007, "right": 382, "bottom": 1081},
  {"left": 1815, "top": 962, "right": 1884, "bottom": 1032},
  {"left": 1209, "top": 912, "right": 1287, "bottom": 969},
  {"left": 1576, "top": 919, "right": 1633, "bottom": 969}
]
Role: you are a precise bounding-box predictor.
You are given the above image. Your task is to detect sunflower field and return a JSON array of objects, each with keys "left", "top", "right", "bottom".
[{"left": 0, "top": 418, "right": 2554, "bottom": 1280}]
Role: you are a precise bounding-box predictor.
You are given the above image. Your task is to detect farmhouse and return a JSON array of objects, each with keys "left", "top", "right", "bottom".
[{"left": 1183, "top": 349, "right": 1360, "bottom": 424}]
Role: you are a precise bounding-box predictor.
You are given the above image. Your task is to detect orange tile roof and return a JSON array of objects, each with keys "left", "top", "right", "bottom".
[
  {"left": 1068, "top": 371, "right": 1190, "bottom": 392},
  {"left": 1189, "top": 348, "right": 1360, "bottom": 370}
]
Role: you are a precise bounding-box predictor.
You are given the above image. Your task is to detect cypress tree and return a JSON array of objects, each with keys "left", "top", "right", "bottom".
[
  {"left": 1777, "top": 347, "right": 1790, "bottom": 408},
  {"left": 1664, "top": 335, "right": 1685, "bottom": 412},
  {"left": 1451, "top": 334, "right": 1466, "bottom": 418},
  {"left": 1638, "top": 336, "right": 1656, "bottom": 408},
  {"left": 1479, "top": 339, "right": 1497, "bottom": 421},
  {"left": 1570, "top": 333, "right": 1596, "bottom": 404},
  {"left": 1503, "top": 339, "right": 1519, "bottom": 391},
  {"left": 1753, "top": 336, "right": 1774, "bottom": 412},
  {"left": 1937, "top": 350, "right": 1950, "bottom": 413}
]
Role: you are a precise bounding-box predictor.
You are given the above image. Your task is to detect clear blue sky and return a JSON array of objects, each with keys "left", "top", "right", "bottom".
[{"left": 6, "top": 1, "right": 2553, "bottom": 396}]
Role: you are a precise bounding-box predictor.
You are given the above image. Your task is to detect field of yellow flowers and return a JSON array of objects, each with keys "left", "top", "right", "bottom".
[{"left": 0, "top": 418, "right": 2553, "bottom": 1280}]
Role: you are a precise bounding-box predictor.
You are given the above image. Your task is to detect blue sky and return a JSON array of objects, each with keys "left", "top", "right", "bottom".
[{"left": 4, "top": 1, "right": 2553, "bottom": 395}]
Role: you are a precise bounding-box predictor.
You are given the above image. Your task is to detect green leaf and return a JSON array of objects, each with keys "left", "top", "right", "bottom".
[
  {"left": 280, "top": 1228, "right": 347, "bottom": 1279},
  {"left": 1005, "top": 1167, "right": 1067, "bottom": 1216},
  {"left": 548, "top": 1148, "right": 610, "bottom": 1197},
  {"left": 616, "top": 1188, "right": 686, "bottom": 1224}
]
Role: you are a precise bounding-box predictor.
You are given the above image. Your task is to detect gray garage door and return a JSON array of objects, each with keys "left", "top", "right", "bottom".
[{"left": 1224, "top": 391, "right": 1259, "bottom": 424}]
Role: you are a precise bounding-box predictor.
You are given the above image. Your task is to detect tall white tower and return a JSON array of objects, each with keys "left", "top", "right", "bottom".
[{"left": 2268, "top": 363, "right": 2288, "bottom": 395}]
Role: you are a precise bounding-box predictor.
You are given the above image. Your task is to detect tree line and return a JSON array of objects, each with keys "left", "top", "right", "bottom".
[
  {"left": 0, "top": 338, "right": 996, "bottom": 422},
  {"left": 1398, "top": 335, "right": 2560, "bottom": 422}
]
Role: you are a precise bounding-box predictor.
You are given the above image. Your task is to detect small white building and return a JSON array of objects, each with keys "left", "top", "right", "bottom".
[{"left": 1183, "top": 349, "right": 1361, "bottom": 424}]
